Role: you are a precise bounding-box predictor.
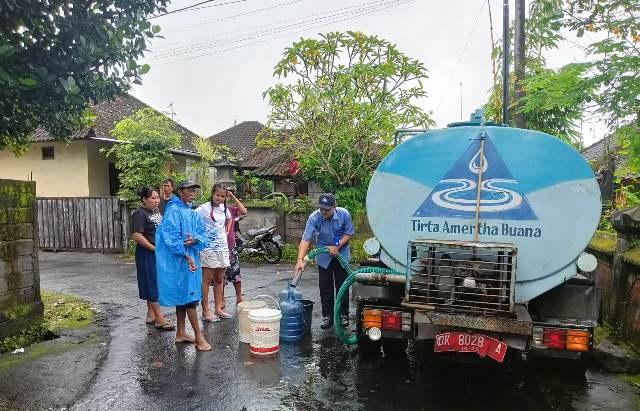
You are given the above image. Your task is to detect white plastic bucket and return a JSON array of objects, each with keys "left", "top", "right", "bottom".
[
  {"left": 248, "top": 308, "right": 282, "bottom": 355},
  {"left": 237, "top": 300, "right": 268, "bottom": 343}
]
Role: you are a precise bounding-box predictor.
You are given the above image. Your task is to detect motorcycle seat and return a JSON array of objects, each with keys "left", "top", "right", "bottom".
[{"left": 247, "top": 227, "right": 271, "bottom": 237}]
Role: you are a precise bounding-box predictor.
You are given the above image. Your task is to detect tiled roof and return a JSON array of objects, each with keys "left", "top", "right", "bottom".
[
  {"left": 581, "top": 135, "right": 616, "bottom": 162},
  {"left": 209, "top": 121, "right": 265, "bottom": 160},
  {"left": 243, "top": 146, "right": 292, "bottom": 177},
  {"left": 31, "top": 94, "right": 199, "bottom": 154},
  {"left": 242, "top": 130, "right": 302, "bottom": 177}
]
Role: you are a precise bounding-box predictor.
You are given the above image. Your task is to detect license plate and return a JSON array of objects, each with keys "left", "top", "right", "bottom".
[{"left": 434, "top": 332, "right": 507, "bottom": 363}]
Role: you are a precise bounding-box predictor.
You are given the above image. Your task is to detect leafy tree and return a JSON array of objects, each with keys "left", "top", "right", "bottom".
[
  {"left": 258, "top": 31, "right": 434, "bottom": 193},
  {"left": 0, "top": 0, "right": 169, "bottom": 152},
  {"left": 105, "top": 108, "right": 181, "bottom": 200},
  {"left": 563, "top": 0, "right": 640, "bottom": 177},
  {"left": 484, "top": 0, "right": 595, "bottom": 146}
]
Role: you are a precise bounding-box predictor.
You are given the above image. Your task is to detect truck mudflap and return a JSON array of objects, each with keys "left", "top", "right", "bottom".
[{"left": 410, "top": 304, "right": 533, "bottom": 336}]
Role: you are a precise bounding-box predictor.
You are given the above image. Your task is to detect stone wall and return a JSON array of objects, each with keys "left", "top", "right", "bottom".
[
  {"left": 588, "top": 231, "right": 640, "bottom": 347},
  {"left": 0, "top": 179, "right": 42, "bottom": 338}
]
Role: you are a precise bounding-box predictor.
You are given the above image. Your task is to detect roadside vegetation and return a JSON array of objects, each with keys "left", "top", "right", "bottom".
[{"left": 0, "top": 290, "right": 94, "bottom": 354}]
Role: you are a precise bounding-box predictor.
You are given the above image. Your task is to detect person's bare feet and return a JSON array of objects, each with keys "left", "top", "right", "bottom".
[
  {"left": 195, "top": 337, "right": 211, "bottom": 351},
  {"left": 175, "top": 333, "right": 196, "bottom": 343},
  {"left": 235, "top": 297, "right": 244, "bottom": 305}
]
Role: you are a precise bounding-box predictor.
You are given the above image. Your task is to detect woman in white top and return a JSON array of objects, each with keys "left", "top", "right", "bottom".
[{"left": 196, "top": 184, "right": 233, "bottom": 320}]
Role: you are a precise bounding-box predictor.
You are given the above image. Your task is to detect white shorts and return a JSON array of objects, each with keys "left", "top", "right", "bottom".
[{"left": 200, "top": 250, "right": 230, "bottom": 269}]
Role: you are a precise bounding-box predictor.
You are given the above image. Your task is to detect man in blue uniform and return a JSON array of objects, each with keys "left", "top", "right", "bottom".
[{"left": 295, "top": 193, "right": 355, "bottom": 329}]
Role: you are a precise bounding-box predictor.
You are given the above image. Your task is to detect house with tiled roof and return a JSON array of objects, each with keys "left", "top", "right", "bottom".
[
  {"left": 0, "top": 94, "right": 201, "bottom": 197},
  {"left": 581, "top": 135, "right": 639, "bottom": 204},
  {"left": 209, "top": 123, "right": 319, "bottom": 197}
]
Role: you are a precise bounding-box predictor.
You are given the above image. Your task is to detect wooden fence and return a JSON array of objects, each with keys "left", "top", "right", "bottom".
[{"left": 37, "top": 197, "right": 127, "bottom": 252}]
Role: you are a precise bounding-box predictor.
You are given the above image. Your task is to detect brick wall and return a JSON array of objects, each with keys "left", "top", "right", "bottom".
[{"left": 0, "top": 179, "right": 43, "bottom": 338}]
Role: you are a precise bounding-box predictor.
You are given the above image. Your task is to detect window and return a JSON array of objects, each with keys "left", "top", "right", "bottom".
[{"left": 41, "top": 146, "right": 55, "bottom": 160}]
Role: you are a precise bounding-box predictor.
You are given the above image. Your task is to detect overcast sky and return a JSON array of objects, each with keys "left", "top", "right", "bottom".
[{"left": 132, "top": 0, "right": 604, "bottom": 146}]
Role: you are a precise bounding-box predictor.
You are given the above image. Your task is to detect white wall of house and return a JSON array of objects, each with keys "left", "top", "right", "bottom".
[
  {"left": 0, "top": 141, "right": 90, "bottom": 197},
  {"left": 87, "top": 141, "right": 112, "bottom": 196}
]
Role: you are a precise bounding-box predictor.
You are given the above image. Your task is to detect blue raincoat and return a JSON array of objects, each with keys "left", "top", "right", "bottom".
[{"left": 155, "top": 196, "right": 207, "bottom": 307}]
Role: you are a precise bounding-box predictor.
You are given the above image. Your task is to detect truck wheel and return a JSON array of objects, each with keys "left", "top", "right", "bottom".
[
  {"left": 356, "top": 302, "right": 381, "bottom": 356},
  {"left": 383, "top": 339, "right": 408, "bottom": 358}
]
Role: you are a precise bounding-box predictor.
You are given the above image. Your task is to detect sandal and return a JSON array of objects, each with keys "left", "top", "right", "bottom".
[
  {"left": 154, "top": 322, "right": 176, "bottom": 331},
  {"left": 203, "top": 314, "right": 221, "bottom": 323},
  {"left": 145, "top": 318, "right": 156, "bottom": 324}
]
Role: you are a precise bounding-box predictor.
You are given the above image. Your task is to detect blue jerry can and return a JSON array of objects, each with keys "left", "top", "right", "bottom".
[{"left": 279, "top": 287, "right": 305, "bottom": 342}]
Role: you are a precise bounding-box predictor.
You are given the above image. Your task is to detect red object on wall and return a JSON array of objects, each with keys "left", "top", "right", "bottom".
[{"left": 288, "top": 160, "right": 300, "bottom": 176}]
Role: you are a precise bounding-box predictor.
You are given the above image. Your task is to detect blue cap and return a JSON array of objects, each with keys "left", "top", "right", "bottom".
[{"left": 317, "top": 193, "right": 336, "bottom": 209}]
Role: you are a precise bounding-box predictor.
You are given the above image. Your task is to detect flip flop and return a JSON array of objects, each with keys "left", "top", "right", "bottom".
[
  {"left": 145, "top": 318, "right": 156, "bottom": 324},
  {"left": 217, "top": 312, "right": 232, "bottom": 319},
  {"left": 203, "top": 314, "right": 221, "bottom": 323},
  {"left": 154, "top": 322, "right": 176, "bottom": 331}
]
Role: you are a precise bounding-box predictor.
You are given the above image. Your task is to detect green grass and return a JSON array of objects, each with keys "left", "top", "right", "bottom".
[
  {"left": 0, "top": 290, "right": 94, "bottom": 354},
  {"left": 41, "top": 290, "right": 93, "bottom": 332}
]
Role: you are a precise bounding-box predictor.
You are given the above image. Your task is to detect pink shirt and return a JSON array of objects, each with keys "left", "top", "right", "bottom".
[{"left": 227, "top": 206, "right": 238, "bottom": 249}]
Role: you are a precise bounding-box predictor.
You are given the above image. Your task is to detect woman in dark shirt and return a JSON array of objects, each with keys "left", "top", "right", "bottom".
[{"left": 131, "top": 187, "right": 174, "bottom": 331}]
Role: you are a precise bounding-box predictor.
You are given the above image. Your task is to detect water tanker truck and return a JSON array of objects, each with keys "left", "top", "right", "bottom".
[{"left": 350, "top": 110, "right": 601, "bottom": 370}]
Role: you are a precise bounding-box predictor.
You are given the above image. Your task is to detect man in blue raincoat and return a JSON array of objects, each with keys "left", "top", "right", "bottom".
[{"left": 156, "top": 180, "right": 211, "bottom": 351}]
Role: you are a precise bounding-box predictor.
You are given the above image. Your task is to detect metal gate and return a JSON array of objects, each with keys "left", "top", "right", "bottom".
[{"left": 37, "top": 197, "right": 127, "bottom": 252}]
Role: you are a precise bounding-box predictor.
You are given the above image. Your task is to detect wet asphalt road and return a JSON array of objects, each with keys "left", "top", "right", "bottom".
[{"left": 39, "top": 252, "right": 639, "bottom": 411}]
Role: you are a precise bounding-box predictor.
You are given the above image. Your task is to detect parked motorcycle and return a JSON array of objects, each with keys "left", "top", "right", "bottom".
[{"left": 234, "top": 215, "right": 284, "bottom": 264}]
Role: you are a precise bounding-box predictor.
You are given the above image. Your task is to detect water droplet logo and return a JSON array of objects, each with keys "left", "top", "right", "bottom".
[{"left": 414, "top": 136, "right": 537, "bottom": 220}]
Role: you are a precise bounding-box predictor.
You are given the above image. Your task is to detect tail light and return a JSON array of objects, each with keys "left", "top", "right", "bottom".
[
  {"left": 539, "top": 327, "right": 591, "bottom": 351},
  {"left": 382, "top": 311, "right": 402, "bottom": 331},
  {"left": 566, "top": 330, "right": 589, "bottom": 351},
  {"left": 362, "top": 308, "right": 411, "bottom": 332},
  {"left": 543, "top": 328, "right": 565, "bottom": 349},
  {"left": 363, "top": 309, "right": 382, "bottom": 329}
]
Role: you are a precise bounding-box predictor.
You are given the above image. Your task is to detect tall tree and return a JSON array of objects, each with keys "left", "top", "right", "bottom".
[
  {"left": 0, "top": 0, "right": 169, "bottom": 152},
  {"left": 105, "top": 108, "right": 181, "bottom": 200},
  {"left": 259, "top": 31, "right": 434, "bottom": 192},
  {"left": 485, "top": 0, "right": 595, "bottom": 146},
  {"left": 564, "top": 0, "right": 640, "bottom": 176}
]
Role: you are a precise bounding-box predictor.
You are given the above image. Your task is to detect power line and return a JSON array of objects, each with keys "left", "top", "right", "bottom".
[
  {"left": 149, "top": 0, "right": 249, "bottom": 19},
  {"left": 435, "top": 0, "right": 486, "bottom": 114},
  {"left": 152, "top": 0, "right": 408, "bottom": 60},
  {"left": 164, "top": 0, "right": 303, "bottom": 34},
  {"left": 154, "top": 0, "right": 414, "bottom": 66},
  {"left": 155, "top": 0, "right": 400, "bottom": 51},
  {"left": 151, "top": 0, "right": 405, "bottom": 59}
]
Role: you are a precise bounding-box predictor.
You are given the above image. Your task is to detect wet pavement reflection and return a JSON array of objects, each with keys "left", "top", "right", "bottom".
[{"left": 39, "top": 253, "right": 639, "bottom": 410}]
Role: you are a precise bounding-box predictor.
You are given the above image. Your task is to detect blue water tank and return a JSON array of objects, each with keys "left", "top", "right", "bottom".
[
  {"left": 367, "top": 120, "right": 601, "bottom": 303},
  {"left": 279, "top": 287, "right": 305, "bottom": 342}
]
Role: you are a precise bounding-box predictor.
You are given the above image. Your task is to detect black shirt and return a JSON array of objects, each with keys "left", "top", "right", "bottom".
[
  {"left": 131, "top": 207, "right": 162, "bottom": 244},
  {"left": 159, "top": 196, "right": 172, "bottom": 215}
]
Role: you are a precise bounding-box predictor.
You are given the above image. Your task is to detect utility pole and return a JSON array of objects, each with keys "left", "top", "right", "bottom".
[
  {"left": 513, "top": 0, "right": 526, "bottom": 128},
  {"left": 501, "top": 0, "right": 510, "bottom": 126}
]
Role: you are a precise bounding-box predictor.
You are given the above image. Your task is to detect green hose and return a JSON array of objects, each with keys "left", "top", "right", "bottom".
[{"left": 303, "top": 247, "right": 404, "bottom": 345}]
